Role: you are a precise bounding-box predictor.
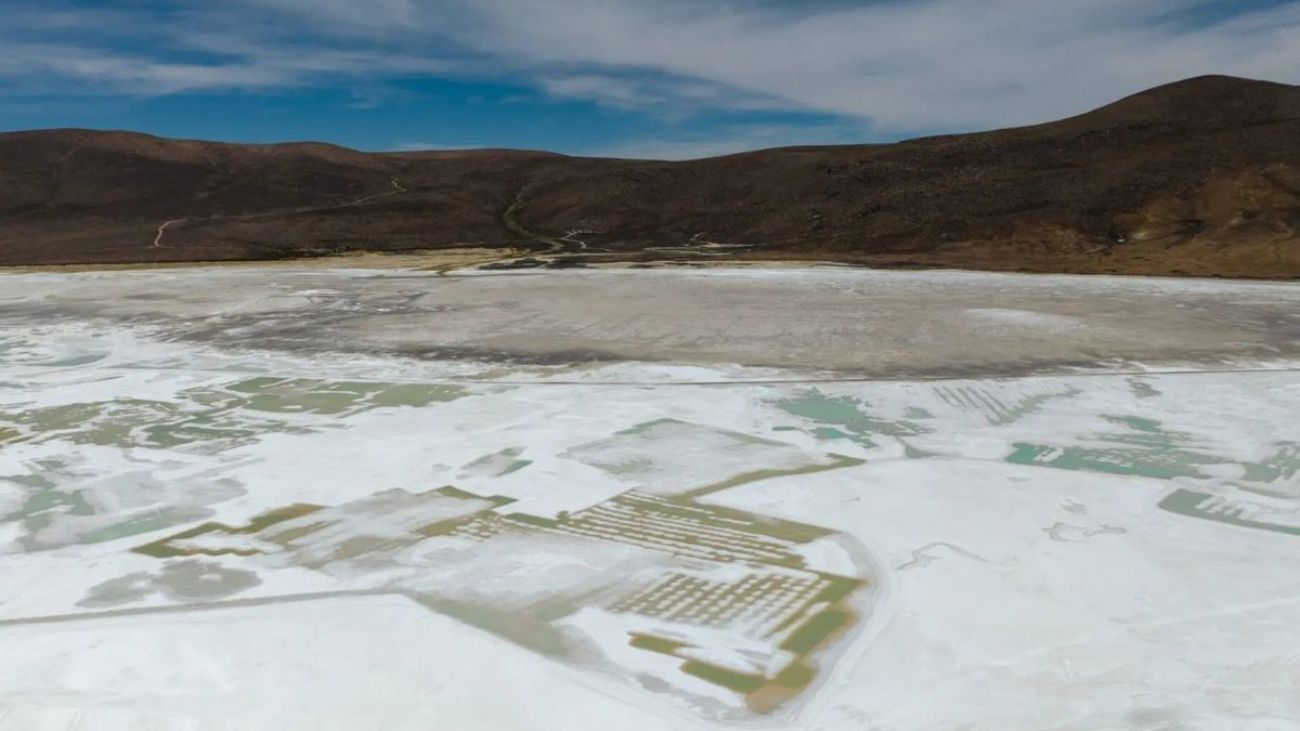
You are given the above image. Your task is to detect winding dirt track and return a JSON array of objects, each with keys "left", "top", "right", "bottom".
[
  {"left": 151, "top": 219, "right": 183, "bottom": 248},
  {"left": 148, "top": 177, "right": 409, "bottom": 250}
]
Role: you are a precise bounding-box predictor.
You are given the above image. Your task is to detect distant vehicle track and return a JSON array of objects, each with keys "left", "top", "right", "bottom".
[{"left": 148, "top": 176, "right": 408, "bottom": 249}]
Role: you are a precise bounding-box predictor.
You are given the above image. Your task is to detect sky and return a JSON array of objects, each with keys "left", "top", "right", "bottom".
[{"left": 1, "top": 0, "right": 1298, "bottom": 159}]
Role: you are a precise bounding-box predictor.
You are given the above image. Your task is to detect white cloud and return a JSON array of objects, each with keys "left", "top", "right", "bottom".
[
  {"left": 404, "top": 0, "right": 1300, "bottom": 131},
  {"left": 539, "top": 75, "right": 660, "bottom": 109},
  {"left": 2, "top": 0, "right": 1299, "bottom": 135},
  {"left": 583, "top": 121, "right": 867, "bottom": 160},
  {"left": 534, "top": 72, "right": 781, "bottom": 115},
  {"left": 389, "top": 141, "right": 463, "bottom": 151},
  {"left": 0, "top": 43, "right": 295, "bottom": 94}
]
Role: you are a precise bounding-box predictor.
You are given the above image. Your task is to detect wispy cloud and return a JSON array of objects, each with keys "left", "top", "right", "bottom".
[
  {"left": 2, "top": 0, "right": 1298, "bottom": 138},
  {"left": 0, "top": 1, "right": 462, "bottom": 96},
  {"left": 389, "top": 141, "right": 464, "bottom": 151},
  {"left": 583, "top": 121, "right": 869, "bottom": 160},
  {"left": 395, "top": 0, "right": 1300, "bottom": 131},
  {"left": 0, "top": 43, "right": 292, "bottom": 94}
]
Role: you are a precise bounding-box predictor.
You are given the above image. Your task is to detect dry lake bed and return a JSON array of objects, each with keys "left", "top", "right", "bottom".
[{"left": 1, "top": 265, "right": 1298, "bottom": 730}]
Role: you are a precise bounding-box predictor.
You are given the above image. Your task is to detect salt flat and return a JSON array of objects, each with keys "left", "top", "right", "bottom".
[{"left": 0, "top": 266, "right": 1297, "bottom": 730}]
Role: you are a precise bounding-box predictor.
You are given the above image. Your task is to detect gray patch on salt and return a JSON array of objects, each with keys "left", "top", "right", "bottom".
[{"left": 76, "top": 560, "right": 260, "bottom": 608}]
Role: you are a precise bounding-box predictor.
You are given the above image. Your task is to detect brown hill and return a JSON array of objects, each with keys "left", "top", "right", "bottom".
[{"left": 1, "top": 75, "right": 1297, "bottom": 276}]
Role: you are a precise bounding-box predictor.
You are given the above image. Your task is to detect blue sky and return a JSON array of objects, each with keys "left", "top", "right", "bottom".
[{"left": 1, "top": 0, "right": 1298, "bottom": 158}]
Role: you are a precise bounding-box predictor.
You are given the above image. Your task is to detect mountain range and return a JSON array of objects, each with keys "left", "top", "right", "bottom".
[{"left": 1, "top": 75, "right": 1297, "bottom": 277}]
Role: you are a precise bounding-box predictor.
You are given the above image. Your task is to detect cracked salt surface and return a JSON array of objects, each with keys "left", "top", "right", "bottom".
[{"left": 0, "top": 266, "right": 1297, "bottom": 730}]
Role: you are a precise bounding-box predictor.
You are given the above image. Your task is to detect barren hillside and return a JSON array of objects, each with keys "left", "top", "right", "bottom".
[{"left": 1, "top": 75, "right": 1297, "bottom": 277}]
